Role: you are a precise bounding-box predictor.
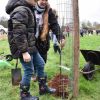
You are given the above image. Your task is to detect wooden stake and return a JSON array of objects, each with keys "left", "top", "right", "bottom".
[{"left": 72, "top": 0, "right": 80, "bottom": 97}]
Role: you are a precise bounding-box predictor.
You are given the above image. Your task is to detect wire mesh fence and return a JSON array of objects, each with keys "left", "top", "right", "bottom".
[
  {"left": 57, "top": 0, "right": 74, "bottom": 97},
  {"left": 49, "top": 0, "right": 79, "bottom": 99}
]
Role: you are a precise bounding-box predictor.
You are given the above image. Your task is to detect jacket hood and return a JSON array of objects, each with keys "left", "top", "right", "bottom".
[{"left": 6, "top": 0, "right": 30, "bottom": 14}]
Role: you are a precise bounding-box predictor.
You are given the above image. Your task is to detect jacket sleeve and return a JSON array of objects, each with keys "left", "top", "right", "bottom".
[
  {"left": 49, "top": 9, "right": 64, "bottom": 42},
  {"left": 11, "top": 7, "right": 29, "bottom": 53}
]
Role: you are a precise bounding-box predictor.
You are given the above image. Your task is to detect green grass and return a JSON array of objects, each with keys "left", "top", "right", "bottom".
[
  {"left": 0, "top": 34, "right": 100, "bottom": 100},
  {"left": 79, "top": 35, "right": 100, "bottom": 100}
]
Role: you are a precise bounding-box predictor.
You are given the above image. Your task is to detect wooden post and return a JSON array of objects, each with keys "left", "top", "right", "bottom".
[{"left": 72, "top": 0, "right": 80, "bottom": 97}]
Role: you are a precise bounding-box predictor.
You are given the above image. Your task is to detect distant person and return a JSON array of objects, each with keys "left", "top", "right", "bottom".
[
  {"left": 80, "top": 29, "right": 84, "bottom": 37},
  {"left": 65, "top": 25, "right": 70, "bottom": 37}
]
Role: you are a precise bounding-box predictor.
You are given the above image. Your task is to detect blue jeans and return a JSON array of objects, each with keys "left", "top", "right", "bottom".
[{"left": 20, "top": 52, "right": 45, "bottom": 85}]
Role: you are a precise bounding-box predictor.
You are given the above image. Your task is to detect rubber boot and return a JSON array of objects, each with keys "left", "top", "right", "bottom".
[
  {"left": 20, "top": 84, "right": 39, "bottom": 100},
  {"left": 38, "top": 75, "right": 56, "bottom": 95}
]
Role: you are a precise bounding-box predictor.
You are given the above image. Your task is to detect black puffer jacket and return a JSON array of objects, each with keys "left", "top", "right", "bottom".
[{"left": 6, "top": 0, "right": 37, "bottom": 58}]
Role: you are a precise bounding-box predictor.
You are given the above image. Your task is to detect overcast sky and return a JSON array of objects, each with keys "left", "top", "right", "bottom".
[{"left": 0, "top": 0, "right": 100, "bottom": 23}]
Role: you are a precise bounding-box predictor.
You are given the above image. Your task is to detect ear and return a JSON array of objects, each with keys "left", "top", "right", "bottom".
[{"left": 26, "top": 0, "right": 36, "bottom": 6}]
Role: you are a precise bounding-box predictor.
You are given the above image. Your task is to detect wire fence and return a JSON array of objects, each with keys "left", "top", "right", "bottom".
[{"left": 55, "top": 0, "right": 79, "bottom": 99}]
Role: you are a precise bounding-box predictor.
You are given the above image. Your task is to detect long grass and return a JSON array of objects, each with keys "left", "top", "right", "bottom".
[{"left": 0, "top": 34, "right": 100, "bottom": 100}]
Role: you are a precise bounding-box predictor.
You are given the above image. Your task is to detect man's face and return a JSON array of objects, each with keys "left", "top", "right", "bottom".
[{"left": 38, "top": 0, "right": 48, "bottom": 8}]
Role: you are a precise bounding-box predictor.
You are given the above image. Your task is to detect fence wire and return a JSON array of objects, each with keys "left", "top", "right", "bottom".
[{"left": 56, "top": 0, "right": 75, "bottom": 99}]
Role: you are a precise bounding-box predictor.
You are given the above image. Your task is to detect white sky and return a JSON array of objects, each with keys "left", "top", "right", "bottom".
[{"left": 0, "top": 0, "right": 100, "bottom": 23}]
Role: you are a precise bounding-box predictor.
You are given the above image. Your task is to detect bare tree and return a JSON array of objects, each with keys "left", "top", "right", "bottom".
[{"left": 0, "top": 16, "right": 8, "bottom": 28}]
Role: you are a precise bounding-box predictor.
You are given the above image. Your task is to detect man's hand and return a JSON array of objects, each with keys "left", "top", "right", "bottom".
[
  {"left": 22, "top": 52, "right": 31, "bottom": 62},
  {"left": 60, "top": 39, "right": 66, "bottom": 49}
]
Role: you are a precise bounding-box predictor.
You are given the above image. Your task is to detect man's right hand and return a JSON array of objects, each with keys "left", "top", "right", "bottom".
[
  {"left": 22, "top": 52, "right": 31, "bottom": 62},
  {"left": 60, "top": 39, "right": 66, "bottom": 49}
]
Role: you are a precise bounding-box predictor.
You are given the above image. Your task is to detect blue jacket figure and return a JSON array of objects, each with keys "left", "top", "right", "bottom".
[{"left": 53, "top": 34, "right": 61, "bottom": 54}]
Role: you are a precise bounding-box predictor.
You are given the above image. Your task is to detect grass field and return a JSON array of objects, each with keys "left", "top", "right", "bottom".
[{"left": 0, "top": 34, "right": 100, "bottom": 100}]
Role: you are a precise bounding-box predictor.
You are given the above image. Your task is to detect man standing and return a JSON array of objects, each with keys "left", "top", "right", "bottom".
[
  {"left": 32, "top": 0, "right": 65, "bottom": 80},
  {"left": 6, "top": 0, "right": 55, "bottom": 99},
  {"left": 34, "top": 0, "right": 65, "bottom": 62}
]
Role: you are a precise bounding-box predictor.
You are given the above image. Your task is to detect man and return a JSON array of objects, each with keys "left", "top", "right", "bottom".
[
  {"left": 6, "top": 0, "right": 56, "bottom": 100},
  {"left": 32, "top": 0, "right": 65, "bottom": 80}
]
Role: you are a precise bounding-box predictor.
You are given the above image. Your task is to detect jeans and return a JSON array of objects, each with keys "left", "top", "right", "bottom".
[
  {"left": 20, "top": 52, "right": 45, "bottom": 85},
  {"left": 34, "top": 52, "right": 47, "bottom": 75}
]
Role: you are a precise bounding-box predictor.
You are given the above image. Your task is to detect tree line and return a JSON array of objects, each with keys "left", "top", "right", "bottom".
[
  {"left": 0, "top": 16, "right": 100, "bottom": 30},
  {"left": 0, "top": 16, "right": 8, "bottom": 28},
  {"left": 81, "top": 21, "right": 100, "bottom": 30}
]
